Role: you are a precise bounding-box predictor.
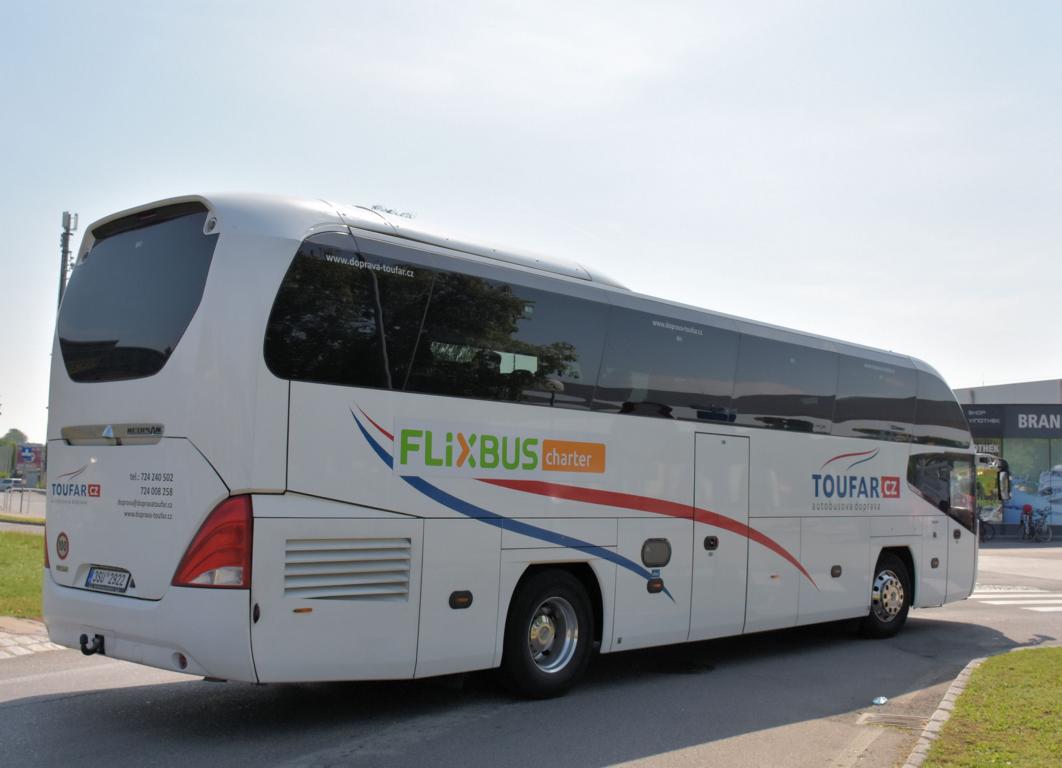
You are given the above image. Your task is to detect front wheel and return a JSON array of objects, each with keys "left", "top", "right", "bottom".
[
  {"left": 980, "top": 520, "right": 996, "bottom": 543},
  {"left": 860, "top": 553, "right": 911, "bottom": 639},
  {"left": 500, "top": 569, "right": 594, "bottom": 698},
  {"left": 1035, "top": 521, "right": 1053, "bottom": 543}
]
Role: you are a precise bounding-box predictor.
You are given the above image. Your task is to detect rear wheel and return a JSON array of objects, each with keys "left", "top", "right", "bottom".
[
  {"left": 1035, "top": 521, "right": 1053, "bottom": 543},
  {"left": 980, "top": 520, "right": 995, "bottom": 543},
  {"left": 500, "top": 569, "right": 594, "bottom": 698},
  {"left": 860, "top": 553, "right": 911, "bottom": 638}
]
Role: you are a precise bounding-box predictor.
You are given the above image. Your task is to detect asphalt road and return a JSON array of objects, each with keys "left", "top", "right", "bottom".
[{"left": 3, "top": 543, "right": 1060, "bottom": 768}]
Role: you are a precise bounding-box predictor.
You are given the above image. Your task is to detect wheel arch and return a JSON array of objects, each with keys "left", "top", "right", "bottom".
[
  {"left": 874, "top": 545, "right": 916, "bottom": 603},
  {"left": 506, "top": 562, "right": 604, "bottom": 646}
]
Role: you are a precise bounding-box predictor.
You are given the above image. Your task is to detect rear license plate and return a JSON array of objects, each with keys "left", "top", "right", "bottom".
[{"left": 85, "top": 567, "right": 131, "bottom": 594}]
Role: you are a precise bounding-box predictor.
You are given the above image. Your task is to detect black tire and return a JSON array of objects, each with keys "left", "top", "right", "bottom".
[
  {"left": 1035, "top": 522, "right": 1053, "bottom": 543},
  {"left": 980, "top": 520, "right": 996, "bottom": 543},
  {"left": 499, "top": 569, "right": 594, "bottom": 699},
  {"left": 860, "top": 553, "right": 911, "bottom": 639}
]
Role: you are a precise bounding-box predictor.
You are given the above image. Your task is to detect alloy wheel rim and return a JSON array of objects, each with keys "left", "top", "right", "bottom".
[
  {"left": 871, "top": 569, "right": 905, "bottom": 622},
  {"left": 527, "top": 596, "right": 578, "bottom": 673}
]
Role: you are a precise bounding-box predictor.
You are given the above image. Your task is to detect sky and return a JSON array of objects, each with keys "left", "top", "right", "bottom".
[{"left": 2, "top": 1, "right": 1060, "bottom": 444}]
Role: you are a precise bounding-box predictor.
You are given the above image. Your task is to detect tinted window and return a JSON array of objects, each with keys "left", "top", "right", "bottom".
[
  {"left": 832, "top": 356, "right": 917, "bottom": 441},
  {"left": 264, "top": 233, "right": 434, "bottom": 389},
  {"left": 59, "top": 204, "right": 218, "bottom": 382},
  {"left": 594, "top": 308, "right": 738, "bottom": 421},
  {"left": 907, "top": 452, "right": 976, "bottom": 531},
  {"left": 732, "top": 335, "right": 837, "bottom": 433},
  {"left": 405, "top": 271, "right": 607, "bottom": 409},
  {"left": 267, "top": 234, "right": 608, "bottom": 408},
  {"left": 914, "top": 371, "right": 971, "bottom": 448}
]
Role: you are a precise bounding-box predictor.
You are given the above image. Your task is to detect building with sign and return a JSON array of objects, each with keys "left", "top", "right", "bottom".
[
  {"left": 14, "top": 442, "right": 45, "bottom": 487},
  {"left": 956, "top": 379, "right": 1062, "bottom": 531}
]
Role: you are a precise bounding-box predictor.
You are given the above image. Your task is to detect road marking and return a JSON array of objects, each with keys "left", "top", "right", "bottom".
[
  {"left": 979, "top": 599, "right": 1062, "bottom": 605},
  {"left": 970, "top": 590, "right": 1054, "bottom": 597},
  {"left": 969, "top": 587, "right": 1062, "bottom": 614}
]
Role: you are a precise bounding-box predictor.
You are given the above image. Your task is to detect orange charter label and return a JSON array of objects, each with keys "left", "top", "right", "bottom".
[{"left": 541, "top": 440, "right": 606, "bottom": 473}]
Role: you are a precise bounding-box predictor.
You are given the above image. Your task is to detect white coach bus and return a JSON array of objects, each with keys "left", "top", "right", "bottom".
[{"left": 45, "top": 195, "right": 984, "bottom": 697}]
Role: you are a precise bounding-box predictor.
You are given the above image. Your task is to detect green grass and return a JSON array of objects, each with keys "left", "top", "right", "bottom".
[
  {"left": 924, "top": 648, "right": 1062, "bottom": 768},
  {"left": 0, "top": 531, "right": 43, "bottom": 618}
]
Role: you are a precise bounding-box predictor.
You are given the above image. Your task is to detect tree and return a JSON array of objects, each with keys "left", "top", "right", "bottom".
[{"left": 2, "top": 428, "right": 28, "bottom": 444}]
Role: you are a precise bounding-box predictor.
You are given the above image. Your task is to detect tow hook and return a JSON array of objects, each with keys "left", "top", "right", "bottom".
[{"left": 79, "top": 633, "right": 105, "bottom": 656}]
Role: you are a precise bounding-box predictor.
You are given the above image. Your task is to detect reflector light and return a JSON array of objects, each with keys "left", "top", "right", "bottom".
[
  {"left": 172, "top": 495, "right": 253, "bottom": 589},
  {"left": 44, "top": 521, "right": 50, "bottom": 568}
]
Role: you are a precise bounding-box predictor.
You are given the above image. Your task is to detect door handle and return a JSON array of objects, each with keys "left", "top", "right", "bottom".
[
  {"left": 953, "top": 528, "right": 961, "bottom": 540},
  {"left": 704, "top": 536, "right": 719, "bottom": 551}
]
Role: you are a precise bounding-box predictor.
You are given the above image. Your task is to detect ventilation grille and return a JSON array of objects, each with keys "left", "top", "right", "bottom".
[{"left": 284, "top": 537, "right": 412, "bottom": 601}]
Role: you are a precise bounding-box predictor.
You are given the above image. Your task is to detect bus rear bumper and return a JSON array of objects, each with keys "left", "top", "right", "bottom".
[{"left": 43, "top": 572, "right": 256, "bottom": 682}]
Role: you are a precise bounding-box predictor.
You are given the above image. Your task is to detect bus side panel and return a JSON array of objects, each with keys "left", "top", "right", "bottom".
[
  {"left": 287, "top": 383, "right": 401, "bottom": 514},
  {"left": 187, "top": 230, "right": 295, "bottom": 493},
  {"left": 744, "top": 517, "right": 801, "bottom": 633},
  {"left": 919, "top": 516, "right": 948, "bottom": 606},
  {"left": 689, "top": 432, "right": 749, "bottom": 642},
  {"left": 946, "top": 518, "right": 977, "bottom": 602},
  {"left": 797, "top": 517, "right": 871, "bottom": 624},
  {"left": 414, "top": 520, "right": 501, "bottom": 678},
  {"left": 611, "top": 517, "right": 692, "bottom": 651},
  {"left": 250, "top": 496, "right": 423, "bottom": 682}
]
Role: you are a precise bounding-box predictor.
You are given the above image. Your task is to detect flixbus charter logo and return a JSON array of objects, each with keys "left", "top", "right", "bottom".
[
  {"left": 396, "top": 420, "right": 605, "bottom": 477},
  {"left": 812, "top": 449, "right": 900, "bottom": 500}
]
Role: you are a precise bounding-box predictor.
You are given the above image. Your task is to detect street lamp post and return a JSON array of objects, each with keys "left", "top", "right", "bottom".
[{"left": 57, "top": 211, "right": 78, "bottom": 311}]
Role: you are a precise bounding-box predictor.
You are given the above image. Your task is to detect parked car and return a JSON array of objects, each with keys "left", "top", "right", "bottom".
[{"left": 0, "top": 477, "right": 24, "bottom": 491}]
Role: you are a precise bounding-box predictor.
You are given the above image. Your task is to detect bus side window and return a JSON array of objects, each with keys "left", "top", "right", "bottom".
[
  {"left": 264, "top": 233, "right": 434, "bottom": 390},
  {"left": 732, "top": 335, "right": 837, "bottom": 434},
  {"left": 403, "top": 272, "right": 607, "bottom": 409},
  {"left": 593, "top": 308, "right": 738, "bottom": 422},
  {"left": 908, "top": 453, "right": 976, "bottom": 531},
  {"left": 913, "top": 371, "right": 971, "bottom": 449},
  {"left": 832, "top": 356, "right": 916, "bottom": 442}
]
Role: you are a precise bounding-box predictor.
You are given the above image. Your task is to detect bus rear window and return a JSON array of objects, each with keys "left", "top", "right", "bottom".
[{"left": 58, "top": 204, "right": 217, "bottom": 382}]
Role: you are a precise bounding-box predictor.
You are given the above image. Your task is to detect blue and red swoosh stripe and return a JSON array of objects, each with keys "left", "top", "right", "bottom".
[
  {"left": 821, "top": 448, "right": 879, "bottom": 471},
  {"left": 350, "top": 408, "right": 670, "bottom": 598},
  {"left": 352, "top": 406, "right": 816, "bottom": 590}
]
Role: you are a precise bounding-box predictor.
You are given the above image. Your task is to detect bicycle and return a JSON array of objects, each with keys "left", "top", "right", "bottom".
[
  {"left": 1030, "top": 507, "right": 1053, "bottom": 543},
  {"left": 978, "top": 511, "right": 996, "bottom": 543}
]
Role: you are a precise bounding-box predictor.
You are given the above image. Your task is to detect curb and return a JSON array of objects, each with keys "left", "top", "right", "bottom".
[
  {"left": 901, "top": 656, "right": 986, "bottom": 768},
  {"left": 901, "top": 645, "right": 1061, "bottom": 767},
  {"left": 0, "top": 517, "right": 46, "bottom": 528},
  {"left": 0, "top": 616, "right": 47, "bottom": 634}
]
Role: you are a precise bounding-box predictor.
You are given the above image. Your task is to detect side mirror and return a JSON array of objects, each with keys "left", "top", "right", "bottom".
[{"left": 998, "top": 471, "right": 1011, "bottom": 502}]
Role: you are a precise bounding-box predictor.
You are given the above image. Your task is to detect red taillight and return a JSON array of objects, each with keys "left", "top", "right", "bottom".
[
  {"left": 44, "top": 520, "right": 50, "bottom": 568},
  {"left": 172, "top": 495, "right": 253, "bottom": 589}
]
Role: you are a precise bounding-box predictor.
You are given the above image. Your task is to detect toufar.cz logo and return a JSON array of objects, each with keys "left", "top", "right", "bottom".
[
  {"left": 52, "top": 465, "right": 102, "bottom": 498},
  {"left": 51, "top": 482, "right": 102, "bottom": 498},
  {"left": 812, "top": 449, "right": 900, "bottom": 500}
]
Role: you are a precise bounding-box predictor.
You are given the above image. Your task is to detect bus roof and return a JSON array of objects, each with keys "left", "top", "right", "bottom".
[{"left": 83, "top": 193, "right": 947, "bottom": 386}]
